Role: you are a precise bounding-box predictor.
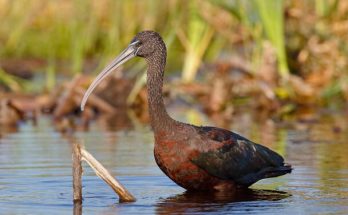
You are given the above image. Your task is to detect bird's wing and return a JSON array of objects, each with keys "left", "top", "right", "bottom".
[{"left": 191, "top": 126, "right": 291, "bottom": 186}]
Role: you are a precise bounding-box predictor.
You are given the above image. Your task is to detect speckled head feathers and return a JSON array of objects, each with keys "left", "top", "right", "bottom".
[{"left": 131, "top": 31, "right": 166, "bottom": 58}]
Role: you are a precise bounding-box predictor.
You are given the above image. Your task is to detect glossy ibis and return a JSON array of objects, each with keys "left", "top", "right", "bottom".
[{"left": 81, "top": 31, "right": 292, "bottom": 191}]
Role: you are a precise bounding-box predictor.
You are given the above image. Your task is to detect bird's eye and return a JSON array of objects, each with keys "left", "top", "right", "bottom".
[
  {"left": 130, "top": 39, "right": 141, "bottom": 46},
  {"left": 130, "top": 38, "right": 137, "bottom": 43}
]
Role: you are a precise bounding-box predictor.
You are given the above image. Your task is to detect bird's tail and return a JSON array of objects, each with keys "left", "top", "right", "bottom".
[
  {"left": 263, "top": 164, "right": 292, "bottom": 179},
  {"left": 237, "top": 164, "right": 292, "bottom": 187}
]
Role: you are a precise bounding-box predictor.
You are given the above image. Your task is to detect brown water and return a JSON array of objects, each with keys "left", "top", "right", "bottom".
[{"left": 1, "top": 108, "right": 348, "bottom": 214}]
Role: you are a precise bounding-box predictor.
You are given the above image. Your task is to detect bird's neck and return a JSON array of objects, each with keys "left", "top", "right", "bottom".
[{"left": 146, "top": 52, "right": 175, "bottom": 132}]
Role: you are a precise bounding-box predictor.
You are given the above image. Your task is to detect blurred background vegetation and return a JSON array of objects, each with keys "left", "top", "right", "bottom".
[{"left": 0, "top": 0, "right": 347, "bottom": 109}]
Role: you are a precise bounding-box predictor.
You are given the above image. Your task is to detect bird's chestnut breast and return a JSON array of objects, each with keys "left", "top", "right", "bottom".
[{"left": 153, "top": 126, "right": 227, "bottom": 190}]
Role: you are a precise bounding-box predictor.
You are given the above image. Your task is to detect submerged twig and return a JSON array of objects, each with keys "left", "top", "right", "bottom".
[
  {"left": 80, "top": 148, "right": 136, "bottom": 202},
  {"left": 72, "top": 142, "right": 83, "bottom": 203},
  {"left": 71, "top": 138, "right": 136, "bottom": 203},
  {"left": 73, "top": 201, "right": 82, "bottom": 215}
]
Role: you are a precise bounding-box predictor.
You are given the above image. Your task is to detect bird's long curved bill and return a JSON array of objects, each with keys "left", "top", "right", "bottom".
[{"left": 80, "top": 43, "right": 138, "bottom": 111}]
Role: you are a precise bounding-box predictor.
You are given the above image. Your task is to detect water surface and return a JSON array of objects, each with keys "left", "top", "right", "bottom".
[{"left": 0, "top": 110, "right": 348, "bottom": 214}]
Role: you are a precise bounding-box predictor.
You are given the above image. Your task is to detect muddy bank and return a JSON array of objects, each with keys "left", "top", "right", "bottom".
[{"left": 1, "top": 61, "right": 347, "bottom": 134}]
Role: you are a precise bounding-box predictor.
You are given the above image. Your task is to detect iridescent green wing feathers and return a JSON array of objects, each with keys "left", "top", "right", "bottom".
[{"left": 192, "top": 126, "right": 292, "bottom": 186}]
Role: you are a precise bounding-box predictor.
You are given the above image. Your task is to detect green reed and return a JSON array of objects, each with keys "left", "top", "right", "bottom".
[
  {"left": 252, "top": 0, "right": 289, "bottom": 78},
  {"left": 0, "top": 0, "right": 346, "bottom": 107}
]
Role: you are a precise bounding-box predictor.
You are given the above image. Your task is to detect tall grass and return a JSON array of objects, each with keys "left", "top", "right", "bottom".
[
  {"left": 252, "top": 0, "right": 289, "bottom": 78},
  {"left": 205, "top": 0, "right": 289, "bottom": 79},
  {"left": 179, "top": 1, "right": 215, "bottom": 83},
  {"left": 315, "top": 0, "right": 339, "bottom": 18},
  {"left": 0, "top": 68, "right": 29, "bottom": 92},
  {"left": 0, "top": 0, "right": 345, "bottom": 103},
  {"left": 0, "top": 1, "right": 167, "bottom": 68},
  {"left": 0, "top": 1, "right": 215, "bottom": 88}
]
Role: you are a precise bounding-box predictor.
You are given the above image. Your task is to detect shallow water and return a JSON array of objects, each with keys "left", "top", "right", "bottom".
[{"left": 1, "top": 109, "right": 348, "bottom": 214}]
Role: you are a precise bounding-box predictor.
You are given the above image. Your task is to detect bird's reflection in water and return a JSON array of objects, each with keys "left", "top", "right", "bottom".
[
  {"left": 155, "top": 189, "right": 290, "bottom": 214},
  {"left": 73, "top": 201, "right": 82, "bottom": 215}
]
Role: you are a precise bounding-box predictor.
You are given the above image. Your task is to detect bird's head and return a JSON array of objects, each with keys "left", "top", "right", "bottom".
[
  {"left": 131, "top": 31, "right": 164, "bottom": 58},
  {"left": 80, "top": 31, "right": 164, "bottom": 111}
]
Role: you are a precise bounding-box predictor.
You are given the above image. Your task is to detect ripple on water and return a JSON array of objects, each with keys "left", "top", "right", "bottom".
[{"left": 0, "top": 115, "right": 348, "bottom": 214}]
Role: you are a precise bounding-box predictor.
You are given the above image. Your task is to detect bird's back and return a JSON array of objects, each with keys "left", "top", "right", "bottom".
[
  {"left": 153, "top": 123, "right": 292, "bottom": 190},
  {"left": 192, "top": 126, "right": 292, "bottom": 186}
]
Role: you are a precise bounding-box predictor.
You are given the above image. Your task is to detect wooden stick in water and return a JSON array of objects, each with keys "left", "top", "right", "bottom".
[
  {"left": 72, "top": 142, "right": 83, "bottom": 203},
  {"left": 80, "top": 148, "right": 136, "bottom": 202},
  {"left": 73, "top": 201, "right": 82, "bottom": 215}
]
